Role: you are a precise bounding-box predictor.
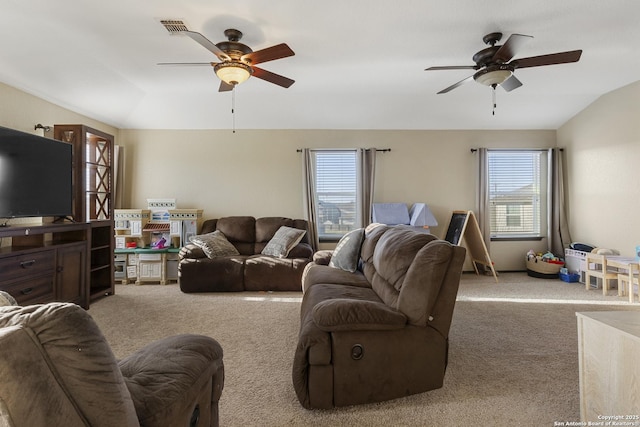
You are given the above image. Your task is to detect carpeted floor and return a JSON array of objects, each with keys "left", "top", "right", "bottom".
[{"left": 89, "top": 272, "right": 640, "bottom": 427}]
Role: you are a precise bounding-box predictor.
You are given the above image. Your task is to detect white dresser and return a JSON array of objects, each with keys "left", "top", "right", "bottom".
[{"left": 576, "top": 311, "right": 640, "bottom": 422}]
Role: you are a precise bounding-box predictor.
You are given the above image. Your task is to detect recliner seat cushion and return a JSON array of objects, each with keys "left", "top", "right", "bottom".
[
  {"left": 302, "top": 264, "right": 370, "bottom": 294},
  {"left": 244, "top": 255, "right": 310, "bottom": 291},
  {"left": 179, "top": 255, "right": 247, "bottom": 292}
]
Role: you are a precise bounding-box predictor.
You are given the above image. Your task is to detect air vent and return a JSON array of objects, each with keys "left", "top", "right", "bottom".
[{"left": 160, "top": 19, "right": 189, "bottom": 34}]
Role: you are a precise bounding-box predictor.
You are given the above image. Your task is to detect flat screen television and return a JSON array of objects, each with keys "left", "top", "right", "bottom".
[{"left": 0, "top": 125, "right": 73, "bottom": 219}]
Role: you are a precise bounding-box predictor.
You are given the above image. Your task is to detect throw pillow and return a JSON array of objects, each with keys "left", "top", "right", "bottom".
[
  {"left": 329, "top": 228, "right": 365, "bottom": 272},
  {"left": 262, "top": 226, "right": 306, "bottom": 258},
  {"left": 189, "top": 230, "right": 239, "bottom": 259}
]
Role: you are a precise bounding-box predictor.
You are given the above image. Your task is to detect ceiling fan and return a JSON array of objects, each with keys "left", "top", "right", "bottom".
[
  {"left": 425, "top": 32, "right": 582, "bottom": 94},
  {"left": 159, "top": 28, "right": 295, "bottom": 91}
]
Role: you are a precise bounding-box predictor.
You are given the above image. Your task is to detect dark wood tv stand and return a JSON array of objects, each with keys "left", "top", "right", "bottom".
[{"left": 0, "top": 220, "right": 114, "bottom": 309}]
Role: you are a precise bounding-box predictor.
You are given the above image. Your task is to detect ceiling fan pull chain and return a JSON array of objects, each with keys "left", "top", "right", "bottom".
[
  {"left": 492, "top": 85, "right": 497, "bottom": 116},
  {"left": 232, "top": 86, "right": 236, "bottom": 133}
]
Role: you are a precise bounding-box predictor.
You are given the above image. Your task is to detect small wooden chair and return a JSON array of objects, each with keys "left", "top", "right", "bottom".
[
  {"left": 618, "top": 262, "right": 639, "bottom": 303},
  {"left": 584, "top": 253, "right": 620, "bottom": 296}
]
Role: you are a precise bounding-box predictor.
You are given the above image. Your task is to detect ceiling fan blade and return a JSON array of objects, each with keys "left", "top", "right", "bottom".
[
  {"left": 242, "top": 43, "right": 295, "bottom": 65},
  {"left": 493, "top": 34, "right": 533, "bottom": 63},
  {"left": 218, "top": 81, "right": 234, "bottom": 92},
  {"left": 252, "top": 66, "right": 295, "bottom": 88},
  {"left": 425, "top": 65, "right": 477, "bottom": 71},
  {"left": 183, "top": 31, "right": 230, "bottom": 61},
  {"left": 437, "top": 75, "right": 474, "bottom": 94},
  {"left": 157, "top": 62, "right": 214, "bottom": 66},
  {"left": 513, "top": 50, "right": 582, "bottom": 69},
  {"left": 500, "top": 75, "right": 523, "bottom": 92}
]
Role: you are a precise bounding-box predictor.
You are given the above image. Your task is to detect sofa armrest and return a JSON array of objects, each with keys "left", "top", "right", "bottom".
[
  {"left": 179, "top": 244, "right": 207, "bottom": 260},
  {"left": 312, "top": 250, "right": 333, "bottom": 265},
  {"left": 288, "top": 242, "right": 314, "bottom": 260},
  {"left": 312, "top": 299, "right": 407, "bottom": 332},
  {"left": 119, "top": 334, "right": 224, "bottom": 427}
]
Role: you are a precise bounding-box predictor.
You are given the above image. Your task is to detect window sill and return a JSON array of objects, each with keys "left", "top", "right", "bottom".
[
  {"left": 491, "top": 236, "right": 544, "bottom": 242},
  {"left": 319, "top": 237, "right": 342, "bottom": 244}
]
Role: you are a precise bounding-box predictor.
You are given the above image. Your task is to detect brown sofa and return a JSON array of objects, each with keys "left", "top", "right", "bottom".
[
  {"left": 179, "top": 216, "right": 314, "bottom": 292},
  {"left": 292, "top": 224, "right": 466, "bottom": 409},
  {"left": 0, "top": 302, "right": 224, "bottom": 427}
]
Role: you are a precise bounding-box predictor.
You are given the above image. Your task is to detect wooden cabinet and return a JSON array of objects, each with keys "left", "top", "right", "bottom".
[
  {"left": 53, "top": 125, "right": 113, "bottom": 223},
  {"left": 54, "top": 125, "right": 115, "bottom": 302},
  {"left": 89, "top": 221, "right": 114, "bottom": 299},
  {"left": 55, "top": 242, "right": 87, "bottom": 306},
  {"left": 0, "top": 223, "right": 90, "bottom": 308},
  {"left": 0, "top": 249, "right": 56, "bottom": 306}
]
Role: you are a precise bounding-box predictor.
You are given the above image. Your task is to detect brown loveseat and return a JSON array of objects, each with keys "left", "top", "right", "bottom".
[
  {"left": 292, "top": 224, "right": 466, "bottom": 409},
  {"left": 0, "top": 302, "right": 224, "bottom": 427},
  {"left": 179, "top": 216, "right": 314, "bottom": 292}
]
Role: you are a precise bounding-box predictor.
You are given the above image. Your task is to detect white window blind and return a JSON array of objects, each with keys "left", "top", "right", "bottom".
[
  {"left": 488, "top": 150, "right": 548, "bottom": 238},
  {"left": 313, "top": 150, "right": 358, "bottom": 240}
]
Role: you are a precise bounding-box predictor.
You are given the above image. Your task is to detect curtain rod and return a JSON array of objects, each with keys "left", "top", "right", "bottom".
[
  {"left": 470, "top": 148, "right": 563, "bottom": 153},
  {"left": 296, "top": 148, "right": 391, "bottom": 153}
]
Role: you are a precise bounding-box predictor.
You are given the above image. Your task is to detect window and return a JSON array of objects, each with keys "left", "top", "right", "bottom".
[
  {"left": 505, "top": 204, "right": 523, "bottom": 227},
  {"left": 312, "top": 150, "right": 358, "bottom": 241},
  {"left": 487, "top": 150, "right": 548, "bottom": 239}
]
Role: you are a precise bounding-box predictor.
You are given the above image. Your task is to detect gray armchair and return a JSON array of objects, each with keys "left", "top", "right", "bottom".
[{"left": 0, "top": 302, "right": 224, "bottom": 427}]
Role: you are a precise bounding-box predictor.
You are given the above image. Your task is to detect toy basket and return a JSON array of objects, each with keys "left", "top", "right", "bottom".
[{"left": 526, "top": 257, "right": 564, "bottom": 279}]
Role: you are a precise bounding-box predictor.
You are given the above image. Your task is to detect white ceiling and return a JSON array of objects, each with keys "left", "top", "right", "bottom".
[{"left": 2, "top": 0, "right": 639, "bottom": 130}]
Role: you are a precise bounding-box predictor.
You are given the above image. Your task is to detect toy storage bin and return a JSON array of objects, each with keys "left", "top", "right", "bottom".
[
  {"left": 565, "top": 248, "right": 588, "bottom": 283},
  {"left": 560, "top": 272, "right": 581, "bottom": 282},
  {"left": 526, "top": 257, "right": 564, "bottom": 279}
]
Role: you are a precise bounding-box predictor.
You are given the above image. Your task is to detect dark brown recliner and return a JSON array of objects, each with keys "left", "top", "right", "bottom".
[
  {"left": 0, "top": 303, "right": 224, "bottom": 427},
  {"left": 293, "top": 224, "right": 466, "bottom": 409}
]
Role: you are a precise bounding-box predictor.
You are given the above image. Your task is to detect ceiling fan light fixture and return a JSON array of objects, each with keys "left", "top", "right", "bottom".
[
  {"left": 214, "top": 62, "right": 252, "bottom": 86},
  {"left": 474, "top": 68, "right": 512, "bottom": 86},
  {"left": 473, "top": 64, "right": 515, "bottom": 87}
]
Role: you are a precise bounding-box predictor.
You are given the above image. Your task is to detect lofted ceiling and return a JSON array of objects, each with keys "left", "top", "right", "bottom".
[{"left": 1, "top": 0, "right": 639, "bottom": 130}]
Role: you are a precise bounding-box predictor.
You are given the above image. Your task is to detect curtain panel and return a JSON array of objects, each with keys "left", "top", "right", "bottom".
[
  {"left": 357, "top": 148, "right": 377, "bottom": 228},
  {"left": 301, "top": 148, "right": 319, "bottom": 251},
  {"left": 476, "top": 147, "right": 491, "bottom": 253},
  {"left": 548, "top": 148, "right": 572, "bottom": 256}
]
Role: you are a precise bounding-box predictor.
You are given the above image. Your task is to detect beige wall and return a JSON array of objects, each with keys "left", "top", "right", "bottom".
[
  {"left": 558, "top": 80, "right": 640, "bottom": 257},
  {"left": 0, "top": 82, "right": 118, "bottom": 140},
  {"left": 13, "top": 77, "right": 638, "bottom": 270},
  {"left": 119, "top": 128, "right": 556, "bottom": 269},
  {"left": 0, "top": 82, "right": 118, "bottom": 229}
]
